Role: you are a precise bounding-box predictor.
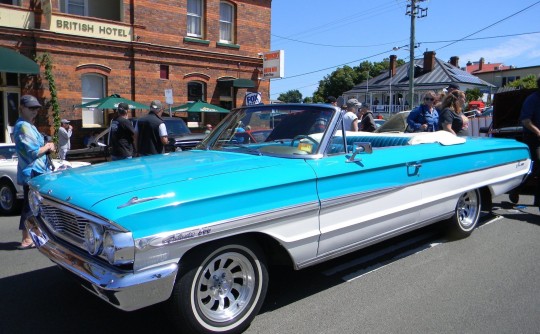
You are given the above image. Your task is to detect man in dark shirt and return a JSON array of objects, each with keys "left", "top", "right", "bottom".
[
  {"left": 136, "top": 100, "right": 168, "bottom": 156},
  {"left": 110, "top": 102, "right": 136, "bottom": 160},
  {"left": 358, "top": 104, "right": 376, "bottom": 132},
  {"left": 520, "top": 77, "right": 540, "bottom": 209}
]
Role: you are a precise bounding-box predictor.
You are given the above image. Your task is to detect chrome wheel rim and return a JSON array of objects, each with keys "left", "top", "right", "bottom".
[
  {"left": 195, "top": 251, "right": 256, "bottom": 323},
  {"left": 457, "top": 190, "right": 479, "bottom": 230},
  {"left": 0, "top": 186, "right": 13, "bottom": 210}
]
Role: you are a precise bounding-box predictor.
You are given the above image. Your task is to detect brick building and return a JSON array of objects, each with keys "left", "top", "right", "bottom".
[{"left": 0, "top": 0, "right": 271, "bottom": 148}]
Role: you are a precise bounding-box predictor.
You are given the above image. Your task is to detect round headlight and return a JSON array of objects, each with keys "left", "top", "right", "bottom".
[
  {"left": 102, "top": 231, "right": 134, "bottom": 265},
  {"left": 29, "top": 189, "right": 42, "bottom": 216},
  {"left": 84, "top": 224, "right": 103, "bottom": 255},
  {"left": 103, "top": 231, "right": 116, "bottom": 264}
]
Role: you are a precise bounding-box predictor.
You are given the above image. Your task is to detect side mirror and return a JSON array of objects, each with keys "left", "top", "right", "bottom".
[{"left": 347, "top": 142, "right": 372, "bottom": 163}]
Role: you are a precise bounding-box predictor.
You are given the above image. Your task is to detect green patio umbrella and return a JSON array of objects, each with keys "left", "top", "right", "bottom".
[
  {"left": 170, "top": 100, "right": 229, "bottom": 113},
  {"left": 73, "top": 94, "right": 149, "bottom": 110}
]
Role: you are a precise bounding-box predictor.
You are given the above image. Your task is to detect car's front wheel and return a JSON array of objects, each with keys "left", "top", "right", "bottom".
[
  {"left": 169, "top": 239, "right": 268, "bottom": 334},
  {"left": 449, "top": 189, "right": 481, "bottom": 238},
  {"left": 0, "top": 180, "right": 21, "bottom": 215}
]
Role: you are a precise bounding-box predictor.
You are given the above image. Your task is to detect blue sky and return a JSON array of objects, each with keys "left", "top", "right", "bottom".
[{"left": 269, "top": 0, "right": 540, "bottom": 99}]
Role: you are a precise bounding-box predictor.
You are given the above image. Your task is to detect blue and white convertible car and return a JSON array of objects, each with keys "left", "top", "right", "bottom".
[{"left": 25, "top": 104, "right": 530, "bottom": 334}]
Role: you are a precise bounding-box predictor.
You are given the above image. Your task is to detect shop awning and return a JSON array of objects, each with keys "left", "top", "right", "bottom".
[
  {"left": 217, "top": 78, "right": 256, "bottom": 88},
  {"left": 0, "top": 47, "right": 40, "bottom": 74}
]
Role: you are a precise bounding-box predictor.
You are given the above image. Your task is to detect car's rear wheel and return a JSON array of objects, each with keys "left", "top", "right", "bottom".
[
  {"left": 169, "top": 239, "right": 268, "bottom": 334},
  {"left": 449, "top": 189, "right": 481, "bottom": 238},
  {"left": 0, "top": 180, "right": 21, "bottom": 215}
]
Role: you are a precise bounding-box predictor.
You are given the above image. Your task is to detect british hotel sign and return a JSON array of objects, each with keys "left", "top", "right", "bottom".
[{"left": 40, "top": 0, "right": 132, "bottom": 42}]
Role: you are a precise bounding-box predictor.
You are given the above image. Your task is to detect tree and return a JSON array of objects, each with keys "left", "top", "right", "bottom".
[
  {"left": 506, "top": 74, "right": 538, "bottom": 89},
  {"left": 310, "top": 58, "right": 406, "bottom": 103},
  {"left": 302, "top": 96, "right": 313, "bottom": 104},
  {"left": 465, "top": 88, "right": 482, "bottom": 101},
  {"left": 277, "top": 89, "right": 302, "bottom": 103}
]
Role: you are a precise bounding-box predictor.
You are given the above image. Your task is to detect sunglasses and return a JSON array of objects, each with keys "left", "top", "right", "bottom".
[
  {"left": 424, "top": 98, "right": 435, "bottom": 101},
  {"left": 28, "top": 106, "right": 41, "bottom": 110}
]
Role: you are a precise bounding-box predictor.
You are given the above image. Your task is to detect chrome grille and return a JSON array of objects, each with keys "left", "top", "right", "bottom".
[{"left": 41, "top": 204, "right": 91, "bottom": 245}]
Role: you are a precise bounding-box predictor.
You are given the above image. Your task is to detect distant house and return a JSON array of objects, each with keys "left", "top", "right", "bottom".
[
  {"left": 344, "top": 51, "right": 494, "bottom": 112},
  {"left": 464, "top": 58, "right": 512, "bottom": 74}
]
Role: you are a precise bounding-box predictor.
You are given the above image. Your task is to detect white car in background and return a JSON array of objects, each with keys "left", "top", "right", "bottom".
[{"left": 0, "top": 144, "right": 90, "bottom": 215}]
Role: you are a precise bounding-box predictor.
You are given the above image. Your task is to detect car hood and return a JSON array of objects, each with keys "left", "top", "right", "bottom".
[
  {"left": 170, "top": 132, "right": 206, "bottom": 141},
  {"left": 30, "top": 150, "right": 316, "bottom": 235}
]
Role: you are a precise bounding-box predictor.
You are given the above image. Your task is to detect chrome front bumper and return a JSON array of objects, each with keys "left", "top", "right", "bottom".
[{"left": 25, "top": 216, "right": 178, "bottom": 311}]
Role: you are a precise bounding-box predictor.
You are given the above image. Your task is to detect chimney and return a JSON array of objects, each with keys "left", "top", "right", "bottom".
[
  {"left": 450, "top": 56, "right": 459, "bottom": 68},
  {"left": 389, "top": 55, "right": 397, "bottom": 77},
  {"left": 478, "top": 57, "right": 484, "bottom": 71},
  {"left": 423, "top": 51, "right": 436, "bottom": 73}
]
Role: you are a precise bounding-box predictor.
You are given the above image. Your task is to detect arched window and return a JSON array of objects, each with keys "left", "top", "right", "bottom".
[
  {"left": 187, "top": 0, "right": 204, "bottom": 38},
  {"left": 187, "top": 81, "right": 205, "bottom": 102},
  {"left": 219, "top": 2, "right": 234, "bottom": 43},
  {"left": 81, "top": 74, "right": 106, "bottom": 127}
]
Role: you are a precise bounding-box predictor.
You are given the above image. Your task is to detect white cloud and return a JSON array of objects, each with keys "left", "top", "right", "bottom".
[{"left": 459, "top": 34, "right": 540, "bottom": 66}]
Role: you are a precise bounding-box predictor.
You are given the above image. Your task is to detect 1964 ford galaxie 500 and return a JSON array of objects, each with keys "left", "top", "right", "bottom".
[{"left": 25, "top": 104, "right": 530, "bottom": 334}]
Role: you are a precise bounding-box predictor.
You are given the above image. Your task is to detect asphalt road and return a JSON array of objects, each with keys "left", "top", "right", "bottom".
[{"left": 0, "top": 195, "right": 538, "bottom": 334}]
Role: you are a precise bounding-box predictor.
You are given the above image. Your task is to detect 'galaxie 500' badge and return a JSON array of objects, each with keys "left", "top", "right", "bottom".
[{"left": 161, "top": 227, "right": 211, "bottom": 245}]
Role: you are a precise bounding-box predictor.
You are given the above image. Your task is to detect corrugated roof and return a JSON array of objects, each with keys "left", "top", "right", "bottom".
[{"left": 346, "top": 56, "right": 494, "bottom": 94}]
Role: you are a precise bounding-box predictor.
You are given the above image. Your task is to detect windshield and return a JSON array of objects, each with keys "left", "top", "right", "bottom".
[
  {"left": 164, "top": 118, "right": 191, "bottom": 135},
  {"left": 201, "top": 104, "right": 337, "bottom": 157}
]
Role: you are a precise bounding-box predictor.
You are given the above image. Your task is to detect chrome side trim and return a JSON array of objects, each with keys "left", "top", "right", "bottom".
[{"left": 297, "top": 211, "right": 453, "bottom": 269}]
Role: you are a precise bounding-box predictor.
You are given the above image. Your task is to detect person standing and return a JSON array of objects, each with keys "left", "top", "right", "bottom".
[
  {"left": 358, "top": 104, "right": 376, "bottom": 132},
  {"left": 58, "top": 119, "right": 72, "bottom": 160},
  {"left": 406, "top": 91, "right": 439, "bottom": 132},
  {"left": 519, "top": 77, "right": 540, "bottom": 210},
  {"left": 136, "top": 100, "right": 168, "bottom": 156},
  {"left": 14, "top": 95, "right": 55, "bottom": 249},
  {"left": 343, "top": 98, "right": 360, "bottom": 131},
  {"left": 438, "top": 90, "right": 467, "bottom": 136},
  {"left": 446, "top": 83, "right": 460, "bottom": 94},
  {"left": 110, "top": 102, "right": 136, "bottom": 160},
  {"left": 325, "top": 96, "right": 338, "bottom": 107},
  {"left": 204, "top": 124, "right": 213, "bottom": 134}
]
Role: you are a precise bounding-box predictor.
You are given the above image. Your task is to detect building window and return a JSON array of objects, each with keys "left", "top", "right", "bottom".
[
  {"left": 81, "top": 74, "right": 106, "bottom": 127},
  {"left": 0, "top": 0, "right": 21, "bottom": 5},
  {"left": 160, "top": 65, "right": 169, "bottom": 80},
  {"left": 219, "top": 2, "right": 234, "bottom": 43},
  {"left": 60, "top": 0, "right": 87, "bottom": 16},
  {"left": 187, "top": 0, "right": 204, "bottom": 38},
  {"left": 188, "top": 81, "right": 205, "bottom": 102}
]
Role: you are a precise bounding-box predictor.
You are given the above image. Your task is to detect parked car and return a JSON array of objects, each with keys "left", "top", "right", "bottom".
[
  {"left": 26, "top": 104, "right": 530, "bottom": 334},
  {"left": 0, "top": 144, "right": 90, "bottom": 215},
  {"left": 67, "top": 117, "right": 206, "bottom": 162},
  {"left": 160, "top": 117, "right": 206, "bottom": 152},
  {"left": 479, "top": 88, "right": 535, "bottom": 142},
  {"left": 66, "top": 127, "right": 110, "bottom": 163}
]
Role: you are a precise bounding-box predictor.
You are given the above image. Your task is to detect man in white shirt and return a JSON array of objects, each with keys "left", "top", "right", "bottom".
[
  {"left": 58, "top": 119, "right": 72, "bottom": 160},
  {"left": 343, "top": 98, "right": 361, "bottom": 131}
]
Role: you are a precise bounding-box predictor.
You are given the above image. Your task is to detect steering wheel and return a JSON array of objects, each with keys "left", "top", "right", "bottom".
[{"left": 291, "top": 135, "right": 318, "bottom": 147}]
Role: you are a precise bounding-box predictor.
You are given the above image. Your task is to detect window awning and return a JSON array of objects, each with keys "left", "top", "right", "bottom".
[
  {"left": 0, "top": 47, "right": 40, "bottom": 74},
  {"left": 217, "top": 78, "right": 256, "bottom": 88}
]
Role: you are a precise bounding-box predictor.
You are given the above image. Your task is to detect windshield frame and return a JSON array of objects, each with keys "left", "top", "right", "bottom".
[{"left": 198, "top": 104, "right": 342, "bottom": 159}]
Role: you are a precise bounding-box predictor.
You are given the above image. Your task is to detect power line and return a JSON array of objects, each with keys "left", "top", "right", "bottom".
[{"left": 435, "top": 1, "right": 540, "bottom": 51}]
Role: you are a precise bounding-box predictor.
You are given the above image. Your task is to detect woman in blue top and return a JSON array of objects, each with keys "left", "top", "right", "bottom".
[
  {"left": 406, "top": 91, "right": 439, "bottom": 132},
  {"left": 14, "top": 95, "right": 55, "bottom": 249}
]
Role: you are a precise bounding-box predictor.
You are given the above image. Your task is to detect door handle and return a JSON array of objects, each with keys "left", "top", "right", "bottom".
[{"left": 406, "top": 161, "right": 422, "bottom": 176}]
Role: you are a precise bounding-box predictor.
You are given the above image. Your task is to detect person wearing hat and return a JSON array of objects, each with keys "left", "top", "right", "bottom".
[
  {"left": 358, "top": 104, "right": 376, "bottom": 132},
  {"left": 110, "top": 102, "right": 136, "bottom": 160},
  {"left": 58, "top": 118, "right": 72, "bottom": 160},
  {"left": 344, "top": 98, "right": 361, "bottom": 131},
  {"left": 135, "top": 100, "right": 168, "bottom": 156},
  {"left": 14, "top": 95, "right": 56, "bottom": 249}
]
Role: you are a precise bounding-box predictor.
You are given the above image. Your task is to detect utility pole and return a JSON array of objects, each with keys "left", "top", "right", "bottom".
[{"left": 406, "top": 0, "right": 427, "bottom": 107}]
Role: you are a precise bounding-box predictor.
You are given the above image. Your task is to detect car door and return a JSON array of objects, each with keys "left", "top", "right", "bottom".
[{"left": 306, "top": 144, "right": 424, "bottom": 257}]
